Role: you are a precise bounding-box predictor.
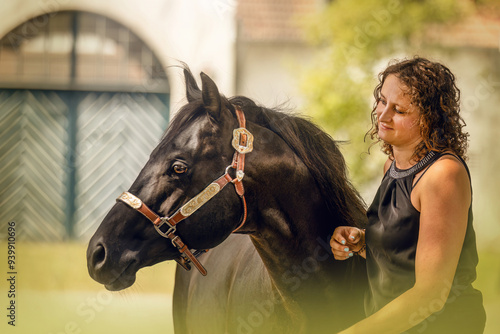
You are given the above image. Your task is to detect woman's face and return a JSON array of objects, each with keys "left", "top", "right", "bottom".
[{"left": 376, "top": 74, "right": 422, "bottom": 150}]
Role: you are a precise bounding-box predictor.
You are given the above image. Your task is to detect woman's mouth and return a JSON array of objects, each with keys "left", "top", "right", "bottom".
[{"left": 379, "top": 122, "right": 392, "bottom": 131}]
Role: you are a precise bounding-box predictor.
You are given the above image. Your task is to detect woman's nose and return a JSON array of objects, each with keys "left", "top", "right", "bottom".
[{"left": 378, "top": 106, "right": 391, "bottom": 123}]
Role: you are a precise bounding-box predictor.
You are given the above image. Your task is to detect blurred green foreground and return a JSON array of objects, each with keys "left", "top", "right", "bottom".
[
  {"left": 0, "top": 242, "right": 498, "bottom": 334},
  {"left": 0, "top": 243, "right": 176, "bottom": 334}
]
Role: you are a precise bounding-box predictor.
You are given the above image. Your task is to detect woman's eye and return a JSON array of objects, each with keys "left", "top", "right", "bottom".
[{"left": 173, "top": 163, "right": 188, "bottom": 174}]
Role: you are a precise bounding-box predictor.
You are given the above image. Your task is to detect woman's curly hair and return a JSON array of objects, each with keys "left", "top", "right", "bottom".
[{"left": 367, "top": 57, "right": 469, "bottom": 161}]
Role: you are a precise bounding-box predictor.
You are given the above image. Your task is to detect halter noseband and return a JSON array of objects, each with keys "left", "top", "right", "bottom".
[{"left": 116, "top": 107, "right": 253, "bottom": 276}]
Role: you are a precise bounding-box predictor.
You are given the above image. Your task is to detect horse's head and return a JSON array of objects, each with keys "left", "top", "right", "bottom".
[{"left": 87, "top": 69, "right": 249, "bottom": 290}]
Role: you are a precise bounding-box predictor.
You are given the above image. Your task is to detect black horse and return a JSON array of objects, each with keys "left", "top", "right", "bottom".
[{"left": 87, "top": 67, "right": 368, "bottom": 333}]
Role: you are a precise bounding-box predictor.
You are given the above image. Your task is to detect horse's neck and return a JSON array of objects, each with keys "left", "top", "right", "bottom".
[
  {"left": 246, "top": 193, "right": 366, "bottom": 332},
  {"left": 242, "top": 125, "right": 338, "bottom": 292},
  {"left": 231, "top": 122, "right": 366, "bottom": 331},
  {"left": 239, "top": 121, "right": 366, "bottom": 328},
  {"left": 246, "top": 196, "right": 354, "bottom": 331},
  {"left": 244, "top": 153, "right": 339, "bottom": 293},
  {"left": 248, "top": 202, "right": 337, "bottom": 295}
]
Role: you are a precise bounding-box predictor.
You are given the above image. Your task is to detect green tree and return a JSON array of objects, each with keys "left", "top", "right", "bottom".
[{"left": 301, "top": 0, "right": 474, "bottom": 189}]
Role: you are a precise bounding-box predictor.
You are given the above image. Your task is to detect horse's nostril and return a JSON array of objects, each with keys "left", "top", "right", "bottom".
[{"left": 92, "top": 243, "right": 106, "bottom": 269}]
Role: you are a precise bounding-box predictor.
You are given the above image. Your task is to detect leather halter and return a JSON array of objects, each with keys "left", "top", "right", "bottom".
[{"left": 116, "top": 107, "right": 253, "bottom": 276}]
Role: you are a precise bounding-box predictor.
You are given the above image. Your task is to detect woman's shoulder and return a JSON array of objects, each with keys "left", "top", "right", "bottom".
[
  {"left": 412, "top": 151, "right": 471, "bottom": 212},
  {"left": 431, "top": 152, "right": 468, "bottom": 180},
  {"left": 416, "top": 152, "right": 471, "bottom": 198}
]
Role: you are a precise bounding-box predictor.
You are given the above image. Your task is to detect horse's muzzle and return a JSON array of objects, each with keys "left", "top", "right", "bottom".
[{"left": 87, "top": 238, "right": 138, "bottom": 291}]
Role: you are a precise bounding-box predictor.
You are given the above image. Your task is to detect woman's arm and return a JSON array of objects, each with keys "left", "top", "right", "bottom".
[{"left": 338, "top": 156, "right": 471, "bottom": 334}]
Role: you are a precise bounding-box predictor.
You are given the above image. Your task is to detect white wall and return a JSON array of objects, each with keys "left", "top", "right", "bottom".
[
  {"left": 446, "top": 49, "right": 500, "bottom": 246},
  {"left": 236, "top": 42, "right": 313, "bottom": 110}
]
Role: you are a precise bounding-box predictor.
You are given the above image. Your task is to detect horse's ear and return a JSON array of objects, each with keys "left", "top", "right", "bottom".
[
  {"left": 200, "top": 72, "right": 221, "bottom": 119},
  {"left": 184, "top": 68, "right": 202, "bottom": 102}
]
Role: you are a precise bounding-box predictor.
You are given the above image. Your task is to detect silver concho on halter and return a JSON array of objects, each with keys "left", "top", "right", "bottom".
[
  {"left": 180, "top": 183, "right": 221, "bottom": 217},
  {"left": 117, "top": 192, "right": 143, "bottom": 210},
  {"left": 232, "top": 128, "right": 253, "bottom": 154}
]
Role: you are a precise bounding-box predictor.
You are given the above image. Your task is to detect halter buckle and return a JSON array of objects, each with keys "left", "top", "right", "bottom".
[
  {"left": 232, "top": 128, "right": 254, "bottom": 154},
  {"left": 154, "top": 217, "right": 176, "bottom": 238}
]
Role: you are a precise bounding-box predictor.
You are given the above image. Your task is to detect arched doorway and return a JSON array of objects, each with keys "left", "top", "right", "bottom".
[{"left": 0, "top": 11, "right": 170, "bottom": 240}]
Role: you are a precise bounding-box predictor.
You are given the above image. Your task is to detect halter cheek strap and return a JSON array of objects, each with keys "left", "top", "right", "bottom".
[
  {"left": 229, "top": 107, "right": 252, "bottom": 231},
  {"left": 116, "top": 106, "right": 252, "bottom": 276}
]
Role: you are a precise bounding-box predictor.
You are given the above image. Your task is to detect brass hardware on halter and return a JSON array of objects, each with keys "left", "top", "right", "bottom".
[
  {"left": 232, "top": 128, "right": 253, "bottom": 154},
  {"left": 117, "top": 192, "right": 142, "bottom": 210},
  {"left": 180, "top": 183, "right": 221, "bottom": 217}
]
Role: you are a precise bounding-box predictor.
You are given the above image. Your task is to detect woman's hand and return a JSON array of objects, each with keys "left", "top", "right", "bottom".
[{"left": 330, "top": 226, "right": 365, "bottom": 260}]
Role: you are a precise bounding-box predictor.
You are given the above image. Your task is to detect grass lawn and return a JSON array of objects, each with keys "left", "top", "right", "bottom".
[
  {"left": 0, "top": 242, "right": 176, "bottom": 334},
  {"left": 0, "top": 242, "right": 499, "bottom": 334}
]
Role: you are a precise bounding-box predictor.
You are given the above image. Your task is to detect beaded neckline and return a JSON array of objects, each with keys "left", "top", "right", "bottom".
[{"left": 389, "top": 151, "right": 438, "bottom": 179}]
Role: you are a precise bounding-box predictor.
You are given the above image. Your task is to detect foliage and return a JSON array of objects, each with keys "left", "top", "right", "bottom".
[{"left": 300, "top": 0, "right": 473, "bottom": 188}]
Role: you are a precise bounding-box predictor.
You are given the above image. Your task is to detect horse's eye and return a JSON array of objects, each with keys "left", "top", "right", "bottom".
[{"left": 173, "top": 163, "right": 188, "bottom": 174}]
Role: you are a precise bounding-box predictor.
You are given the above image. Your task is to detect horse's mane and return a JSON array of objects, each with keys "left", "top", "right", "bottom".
[{"left": 230, "top": 96, "right": 366, "bottom": 228}]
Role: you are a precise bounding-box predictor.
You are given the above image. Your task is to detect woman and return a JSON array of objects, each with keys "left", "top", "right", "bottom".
[{"left": 330, "top": 57, "right": 486, "bottom": 333}]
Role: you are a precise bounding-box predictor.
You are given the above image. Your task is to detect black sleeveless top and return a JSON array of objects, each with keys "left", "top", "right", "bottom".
[{"left": 365, "top": 152, "right": 486, "bottom": 333}]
